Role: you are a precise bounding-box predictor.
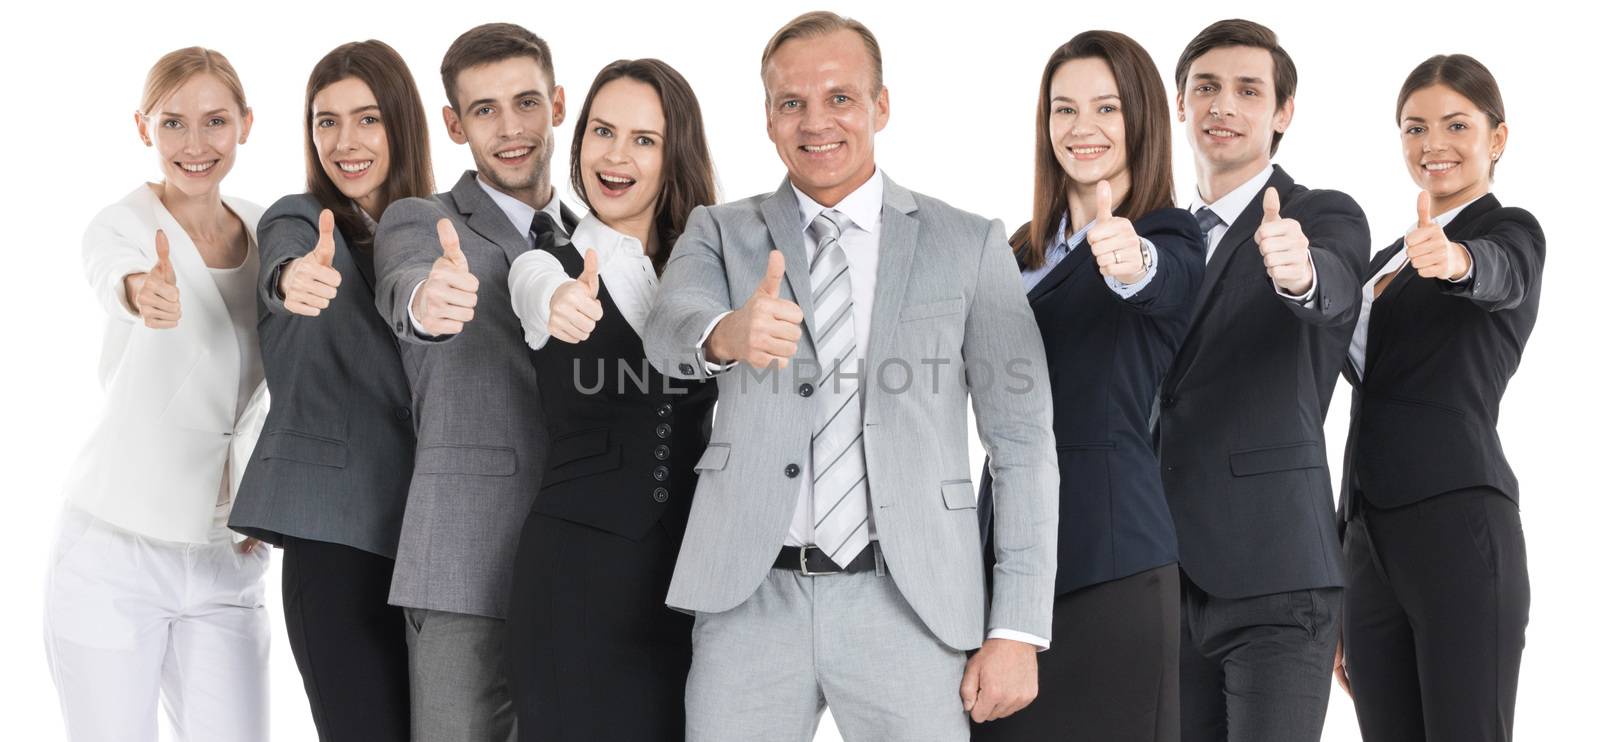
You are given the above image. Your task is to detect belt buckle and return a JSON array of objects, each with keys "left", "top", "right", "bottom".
[{"left": 798, "top": 545, "right": 840, "bottom": 576}]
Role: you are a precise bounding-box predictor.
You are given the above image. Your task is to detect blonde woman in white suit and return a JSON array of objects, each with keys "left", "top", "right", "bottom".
[{"left": 43, "top": 47, "right": 272, "bottom": 742}]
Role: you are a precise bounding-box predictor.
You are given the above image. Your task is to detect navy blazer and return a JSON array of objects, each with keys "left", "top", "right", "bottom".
[{"left": 981, "top": 207, "right": 1204, "bottom": 595}]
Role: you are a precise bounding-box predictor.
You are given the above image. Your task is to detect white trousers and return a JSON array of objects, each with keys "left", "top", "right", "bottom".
[{"left": 43, "top": 506, "right": 271, "bottom": 742}]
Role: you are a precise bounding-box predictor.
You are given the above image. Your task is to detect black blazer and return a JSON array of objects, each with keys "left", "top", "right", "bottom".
[
  {"left": 1341, "top": 194, "right": 1544, "bottom": 512},
  {"left": 231, "top": 193, "right": 415, "bottom": 558},
  {"left": 527, "top": 232, "right": 717, "bottom": 540},
  {"left": 980, "top": 208, "right": 1204, "bottom": 595},
  {"left": 1157, "top": 165, "right": 1370, "bottom": 599}
]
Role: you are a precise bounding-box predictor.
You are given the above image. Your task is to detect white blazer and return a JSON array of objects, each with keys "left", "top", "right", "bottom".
[{"left": 64, "top": 184, "right": 270, "bottom": 544}]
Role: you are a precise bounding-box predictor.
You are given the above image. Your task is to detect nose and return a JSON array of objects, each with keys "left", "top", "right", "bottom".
[
  {"left": 1421, "top": 128, "right": 1447, "bottom": 155},
  {"left": 1069, "top": 118, "right": 1094, "bottom": 138},
  {"left": 335, "top": 121, "right": 359, "bottom": 152},
  {"left": 1208, "top": 92, "right": 1235, "bottom": 118},
  {"left": 499, "top": 113, "right": 525, "bottom": 140},
  {"left": 799, "top": 103, "right": 831, "bottom": 136},
  {"left": 603, "top": 134, "right": 627, "bottom": 163}
]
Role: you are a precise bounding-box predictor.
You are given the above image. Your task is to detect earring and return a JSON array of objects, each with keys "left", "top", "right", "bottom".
[{"left": 1491, "top": 152, "right": 1500, "bottom": 160}]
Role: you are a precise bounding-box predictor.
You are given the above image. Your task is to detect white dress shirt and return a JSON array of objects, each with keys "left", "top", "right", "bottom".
[
  {"left": 1348, "top": 196, "right": 1480, "bottom": 379},
  {"left": 1189, "top": 164, "right": 1317, "bottom": 303},
  {"left": 508, "top": 213, "right": 659, "bottom": 349},
  {"left": 407, "top": 179, "right": 566, "bottom": 334}
]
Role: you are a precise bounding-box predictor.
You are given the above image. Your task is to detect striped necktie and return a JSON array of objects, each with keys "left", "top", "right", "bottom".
[{"left": 807, "top": 209, "right": 871, "bottom": 565}]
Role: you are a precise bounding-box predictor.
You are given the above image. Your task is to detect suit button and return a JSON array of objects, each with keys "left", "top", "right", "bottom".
[
  {"left": 655, "top": 423, "right": 673, "bottom": 439},
  {"left": 798, "top": 383, "right": 814, "bottom": 397},
  {"left": 657, "top": 402, "right": 673, "bottom": 418},
  {"left": 653, "top": 487, "right": 670, "bottom": 503},
  {"left": 1164, "top": 465, "right": 1176, "bottom": 472},
  {"left": 1161, "top": 395, "right": 1176, "bottom": 408},
  {"left": 653, "top": 465, "right": 670, "bottom": 482},
  {"left": 395, "top": 407, "right": 412, "bottom": 421},
  {"left": 395, "top": 320, "right": 406, "bottom": 333},
  {"left": 785, "top": 464, "right": 800, "bottom": 478},
  {"left": 654, "top": 444, "right": 671, "bottom": 460},
  {"left": 679, "top": 363, "right": 694, "bottom": 375}
]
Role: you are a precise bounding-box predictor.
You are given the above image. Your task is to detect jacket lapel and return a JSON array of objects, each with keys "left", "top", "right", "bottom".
[
  {"left": 759, "top": 181, "right": 820, "bottom": 354},
  {"left": 1026, "top": 236, "right": 1093, "bottom": 304},
  {"left": 863, "top": 175, "right": 921, "bottom": 374},
  {"left": 450, "top": 172, "right": 532, "bottom": 266}
]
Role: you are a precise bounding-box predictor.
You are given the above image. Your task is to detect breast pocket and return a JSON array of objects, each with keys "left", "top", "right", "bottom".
[
  {"left": 900, "top": 298, "right": 964, "bottom": 323},
  {"left": 542, "top": 427, "right": 622, "bottom": 486}
]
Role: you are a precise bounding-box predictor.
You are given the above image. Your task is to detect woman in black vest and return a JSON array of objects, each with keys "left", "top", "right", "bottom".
[
  {"left": 504, "top": 59, "right": 716, "bottom": 742},
  {"left": 1337, "top": 55, "right": 1542, "bottom": 742},
  {"left": 228, "top": 40, "right": 434, "bottom": 741},
  {"left": 972, "top": 31, "right": 1204, "bottom": 742}
]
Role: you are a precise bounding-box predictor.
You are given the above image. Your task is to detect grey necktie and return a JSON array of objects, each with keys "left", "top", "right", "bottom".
[
  {"left": 807, "top": 209, "right": 870, "bottom": 565},
  {"left": 1195, "top": 207, "right": 1225, "bottom": 261}
]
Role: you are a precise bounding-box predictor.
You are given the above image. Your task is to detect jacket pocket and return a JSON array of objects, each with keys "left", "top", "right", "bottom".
[
  {"left": 900, "top": 297, "right": 964, "bottom": 322},
  {"left": 694, "top": 443, "right": 731, "bottom": 472},
  {"left": 941, "top": 479, "right": 977, "bottom": 510},
  {"left": 415, "top": 444, "right": 517, "bottom": 476},
  {"left": 1229, "top": 441, "right": 1324, "bottom": 477},
  {"left": 542, "top": 428, "right": 621, "bottom": 487},
  {"left": 257, "top": 430, "right": 348, "bottom": 469}
]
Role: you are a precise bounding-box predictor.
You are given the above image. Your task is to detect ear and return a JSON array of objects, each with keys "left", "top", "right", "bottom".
[
  {"left": 443, "top": 105, "right": 467, "bottom": 145},
  {"left": 238, "top": 107, "right": 255, "bottom": 144},
  {"left": 550, "top": 85, "right": 567, "bottom": 128},
  {"left": 135, "top": 111, "right": 152, "bottom": 146},
  {"left": 1174, "top": 89, "right": 1187, "bottom": 122},
  {"left": 873, "top": 85, "right": 890, "bottom": 134},
  {"left": 1274, "top": 96, "right": 1296, "bottom": 133},
  {"left": 1490, "top": 121, "right": 1509, "bottom": 160}
]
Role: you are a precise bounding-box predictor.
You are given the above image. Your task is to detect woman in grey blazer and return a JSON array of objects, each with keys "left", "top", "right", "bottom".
[{"left": 228, "top": 40, "right": 433, "bottom": 742}]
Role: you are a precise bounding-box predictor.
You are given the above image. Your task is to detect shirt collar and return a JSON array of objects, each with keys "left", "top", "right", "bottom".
[
  {"left": 571, "top": 213, "right": 648, "bottom": 267},
  {"left": 791, "top": 168, "right": 884, "bottom": 235},
  {"left": 1052, "top": 216, "right": 1095, "bottom": 254},
  {"left": 1190, "top": 163, "right": 1274, "bottom": 228},
  {"left": 476, "top": 175, "right": 564, "bottom": 237}
]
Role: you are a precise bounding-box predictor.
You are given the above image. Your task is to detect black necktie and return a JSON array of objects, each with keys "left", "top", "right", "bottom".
[{"left": 531, "top": 210, "right": 560, "bottom": 243}]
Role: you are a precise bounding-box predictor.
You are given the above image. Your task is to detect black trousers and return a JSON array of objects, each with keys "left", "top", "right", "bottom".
[
  {"left": 971, "top": 563, "right": 1179, "bottom": 742},
  {"left": 1344, "top": 487, "right": 1529, "bottom": 741},
  {"left": 281, "top": 535, "right": 410, "bottom": 742},
  {"left": 1179, "top": 575, "right": 1341, "bottom": 742},
  {"left": 507, "top": 513, "right": 692, "bottom": 742}
]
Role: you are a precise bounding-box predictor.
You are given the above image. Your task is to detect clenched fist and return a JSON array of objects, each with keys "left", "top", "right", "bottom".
[
  {"left": 1087, "top": 180, "right": 1148, "bottom": 284},
  {"left": 1407, "top": 191, "right": 1472, "bottom": 281},
  {"left": 549, "top": 248, "right": 604, "bottom": 344},
  {"left": 1256, "top": 187, "right": 1314, "bottom": 295},
  {"left": 705, "top": 250, "right": 804, "bottom": 369},
  {"left": 128, "top": 229, "right": 181, "bottom": 329},
  {"left": 279, "top": 209, "right": 343, "bottom": 317},
  {"left": 409, "top": 218, "right": 479, "bottom": 336}
]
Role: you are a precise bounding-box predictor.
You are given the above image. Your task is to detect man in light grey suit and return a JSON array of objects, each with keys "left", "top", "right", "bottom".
[
  {"left": 644, "top": 11, "right": 1058, "bottom": 741},
  {"left": 372, "top": 23, "right": 576, "bottom": 742}
]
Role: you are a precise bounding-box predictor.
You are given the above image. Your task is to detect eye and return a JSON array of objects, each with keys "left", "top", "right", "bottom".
[
  {"left": 1098, "top": 104, "right": 1118, "bottom": 114},
  {"left": 360, "top": 115, "right": 380, "bottom": 126},
  {"left": 1054, "top": 106, "right": 1075, "bottom": 115},
  {"left": 161, "top": 119, "right": 183, "bottom": 129},
  {"left": 520, "top": 97, "right": 539, "bottom": 109},
  {"left": 476, "top": 106, "right": 494, "bottom": 117},
  {"left": 634, "top": 135, "right": 656, "bottom": 147},
  {"left": 1195, "top": 84, "right": 1216, "bottom": 94},
  {"left": 831, "top": 94, "right": 850, "bottom": 104},
  {"left": 1449, "top": 121, "right": 1468, "bottom": 132},
  {"left": 208, "top": 117, "right": 227, "bottom": 127},
  {"left": 1241, "top": 88, "right": 1258, "bottom": 97},
  {"left": 781, "top": 99, "right": 802, "bottom": 111},
  {"left": 592, "top": 125, "right": 613, "bottom": 138},
  {"left": 1405, "top": 125, "right": 1425, "bottom": 135},
  {"left": 316, "top": 117, "right": 336, "bottom": 129}
]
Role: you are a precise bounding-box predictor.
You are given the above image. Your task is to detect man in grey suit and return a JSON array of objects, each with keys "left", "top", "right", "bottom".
[
  {"left": 372, "top": 23, "right": 576, "bottom": 742},
  {"left": 643, "top": 12, "right": 1059, "bottom": 741}
]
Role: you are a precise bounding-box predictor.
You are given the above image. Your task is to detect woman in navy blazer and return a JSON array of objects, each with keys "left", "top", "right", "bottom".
[
  {"left": 974, "top": 31, "right": 1203, "bottom": 742},
  {"left": 1337, "top": 54, "right": 1542, "bottom": 742}
]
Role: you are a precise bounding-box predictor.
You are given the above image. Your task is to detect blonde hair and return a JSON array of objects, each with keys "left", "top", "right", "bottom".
[
  {"left": 761, "top": 11, "right": 883, "bottom": 94},
  {"left": 140, "top": 47, "right": 248, "bottom": 116}
]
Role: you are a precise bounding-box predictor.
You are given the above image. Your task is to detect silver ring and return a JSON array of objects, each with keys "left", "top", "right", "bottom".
[{"left": 1115, "top": 251, "right": 1122, "bottom": 264}]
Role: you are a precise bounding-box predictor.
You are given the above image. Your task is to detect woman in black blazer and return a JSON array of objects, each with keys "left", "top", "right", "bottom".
[
  {"left": 502, "top": 59, "right": 717, "bottom": 742},
  {"left": 1337, "top": 54, "right": 1543, "bottom": 742},
  {"left": 228, "top": 41, "right": 434, "bottom": 742},
  {"left": 973, "top": 31, "right": 1203, "bottom": 742}
]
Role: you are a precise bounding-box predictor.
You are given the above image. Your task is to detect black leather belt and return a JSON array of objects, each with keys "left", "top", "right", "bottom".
[{"left": 774, "top": 544, "right": 878, "bottom": 576}]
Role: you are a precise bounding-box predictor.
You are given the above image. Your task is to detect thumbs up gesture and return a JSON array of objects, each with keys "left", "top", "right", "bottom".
[
  {"left": 1406, "top": 191, "right": 1472, "bottom": 281},
  {"left": 1255, "top": 187, "right": 1314, "bottom": 295},
  {"left": 279, "top": 209, "right": 343, "bottom": 317},
  {"left": 1086, "top": 180, "right": 1148, "bottom": 284},
  {"left": 130, "top": 229, "right": 182, "bottom": 329},
  {"left": 705, "top": 249, "right": 804, "bottom": 368},
  {"left": 548, "top": 248, "right": 605, "bottom": 344},
  {"left": 409, "top": 218, "right": 480, "bottom": 336}
]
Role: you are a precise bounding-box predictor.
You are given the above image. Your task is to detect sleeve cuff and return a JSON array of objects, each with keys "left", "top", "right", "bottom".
[
  {"left": 508, "top": 250, "right": 571, "bottom": 351},
  {"left": 696, "top": 310, "right": 736, "bottom": 374},
  {"left": 986, "top": 628, "right": 1050, "bottom": 651},
  {"left": 1276, "top": 256, "right": 1319, "bottom": 305},
  {"left": 1106, "top": 237, "right": 1160, "bottom": 298},
  {"left": 1446, "top": 245, "right": 1475, "bottom": 283},
  {"left": 406, "top": 281, "right": 436, "bottom": 339}
]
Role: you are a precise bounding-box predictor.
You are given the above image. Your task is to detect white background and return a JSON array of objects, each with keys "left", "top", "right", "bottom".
[{"left": 1, "top": 0, "right": 1592, "bottom": 739}]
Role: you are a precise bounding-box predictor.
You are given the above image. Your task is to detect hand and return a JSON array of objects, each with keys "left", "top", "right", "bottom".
[
  {"left": 1333, "top": 637, "right": 1351, "bottom": 697},
  {"left": 1407, "top": 191, "right": 1472, "bottom": 281},
  {"left": 960, "top": 638, "right": 1039, "bottom": 723},
  {"left": 1086, "top": 179, "right": 1147, "bottom": 284},
  {"left": 236, "top": 537, "right": 264, "bottom": 555},
  {"left": 409, "top": 218, "right": 479, "bottom": 336},
  {"left": 549, "top": 248, "right": 604, "bottom": 343},
  {"left": 705, "top": 250, "right": 804, "bottom": 368},
  {"left": 128, "top": 229, "right": 181, "bottom": 329},
  {"left": 1255, "top": 187, "right": 1314, "bottom": 295},
  {"left": 279, "top": 209, "right": 343, "bottom": 317}
]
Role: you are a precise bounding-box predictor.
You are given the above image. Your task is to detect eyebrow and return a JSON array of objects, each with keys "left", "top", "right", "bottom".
[
  {"left": 1051, "top": 94, "right": 1122, "bottom": 104},
  {"left": 313, "top": 104, "right": 381, "bottom": 118},
  {"left": 158, "top": 108, "right": 231, "bottom": 119},
  {"left": 1190, "top": 73, "right": 1264, "bottom": 85},
  {"left": 590, "top": 116, "right": 662, "bottom": 139},
  {"left": 1402, "top": 112, "right": 1470, "bottom": 123},
  {"left": 464, "top": 90, "right": 544, "bottom": 111}
]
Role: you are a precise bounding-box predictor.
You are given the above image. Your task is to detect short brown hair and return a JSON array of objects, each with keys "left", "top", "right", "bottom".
[
  {"left": 140, "top": 47, "right": 248, "bottom": 116},
  {"left": 1174, "top": 19, "right": 1297, "bottom": 155},
  {"left": 440, "top": 23, "right": 556, "bottom": 111},
  {"left": 761, "top": 11, "right": 883, "bottom": 95}
]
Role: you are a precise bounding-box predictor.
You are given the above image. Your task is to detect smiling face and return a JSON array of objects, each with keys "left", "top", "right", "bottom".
[
  {"left": 1050, "top": 57, "right": 1129, "bottom": 198},
  {"left": 313, "top": 77, "right": 390, "bottom": 213},
  {"left": 763, "top": 30, "right": 888, "bottom": 206},
  {"left": 137, "top": 73, "right": 252, "bottom": 197},
  {"left": 1400, "top": 83, "right": 1505, "bottom": 215},
  {"left": 579, "top": 77, "right": 666, "bottom": 242},
  {"left": 444, "top": 56, "right": 565, "bottom": 206},
  {"left": 1177, "top": 45, "right": 1290, "bottom": 178}
]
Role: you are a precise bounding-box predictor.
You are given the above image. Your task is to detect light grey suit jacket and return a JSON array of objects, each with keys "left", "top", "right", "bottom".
[
  {"left": 373, "top": 172, "right": 574, "bottom": 619},
  {"left": 644, "top": 174, "right": 1059, "bottom": 650}
]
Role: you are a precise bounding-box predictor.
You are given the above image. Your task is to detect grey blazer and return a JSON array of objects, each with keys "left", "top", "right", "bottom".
[
  {"left": 373, "top": 172, "right": 575, "bottom": 619},
  {"left": 644, "top": 174, "right": 1059, "bottom": 650},
  {"left": 231, "top": 193, "right": 414, "bottom": 558}
]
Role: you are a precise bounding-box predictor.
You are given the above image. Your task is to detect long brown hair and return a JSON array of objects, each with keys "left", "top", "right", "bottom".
[
  {"left": 1396, "top": 54, "right": 1506, "bottom": 175},
  {"left": 1017, "top": 31, "right": 1175, "bottom": 268},
  {"left": 569, "top": 59, "right": 716, "bottom": 271},
  {"left": 303, "top": 40, "right": 434, "bottom": 249}
]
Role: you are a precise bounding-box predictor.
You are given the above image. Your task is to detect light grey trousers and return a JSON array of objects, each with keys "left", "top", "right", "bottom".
[
  {"left": 685, "top": 558, "right": 970, "bottom": 741},
  {"left": 404, "top": 607, "right": 516, "bottom": 742}
]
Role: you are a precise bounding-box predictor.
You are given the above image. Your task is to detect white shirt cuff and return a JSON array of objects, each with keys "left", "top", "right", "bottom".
[
  {"left": 696, "top": 310, "right": 736, "bottom": 374},
  {"left": 986, "top": 628, "right": 1050, "bottom": 651},
  {"left": 508, "top": 249, "right": 573, "bottom": 351},
  {"left": 1275, "top": 255, "right": 1319, "bottom": 305},
  {"left": 406, "top": 281, "right": 437, "bottom": 339},
  {"left": 1106, "top": 237, "right": 1160, "bottom": 298},
  {"left": 1447, "top": 252, "right": 1475, "bottom": 283}
]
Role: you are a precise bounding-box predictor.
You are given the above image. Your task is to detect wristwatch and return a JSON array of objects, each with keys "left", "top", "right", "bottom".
[{"left": 1138, "top": 239, "right": 1153, "bottom": 271}]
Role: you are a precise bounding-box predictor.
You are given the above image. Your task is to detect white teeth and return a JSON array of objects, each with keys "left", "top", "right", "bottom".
[
  {"left": 1423, "top": 162, "right": 1458, "bottom": 171},
  {"left": 598, "top": 173, "right": 634, "bottom": 185},
  {"left": 179, "top": 161, "right": 216, "bottom": 173},
  {"left": 1071, "top": 146, "right": 1108, "bottom": 155},
  {"left": 338, "top": 160, "right": 372, "bottom": 173},
  {"left": 496, "top": 147, "right": 531, "bottom": 159},
  {"left": 801, "top": 142, "right": 842, "bottom": 153},
  {"left": 1205, "top": 129, "right": 1239, "bottom": 138}
]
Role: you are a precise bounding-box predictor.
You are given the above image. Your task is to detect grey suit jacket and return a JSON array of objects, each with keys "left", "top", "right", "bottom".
[
  {"left": 373, "top": 171, "right": 575, "bottom": 619},
  {"left": 231, "top": 193, "right": 414, "bottom": 558},
  {"left": 644, "top": 174, "right": 1059, "bottom": 650}
]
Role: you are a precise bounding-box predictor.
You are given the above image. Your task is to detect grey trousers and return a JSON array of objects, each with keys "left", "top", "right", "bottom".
[
  {"left": 405, "top": 607, "right": 516, "bottom": 742},
  {"left": 685, "top": 558, "right": 969, "bottom": 742}
]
